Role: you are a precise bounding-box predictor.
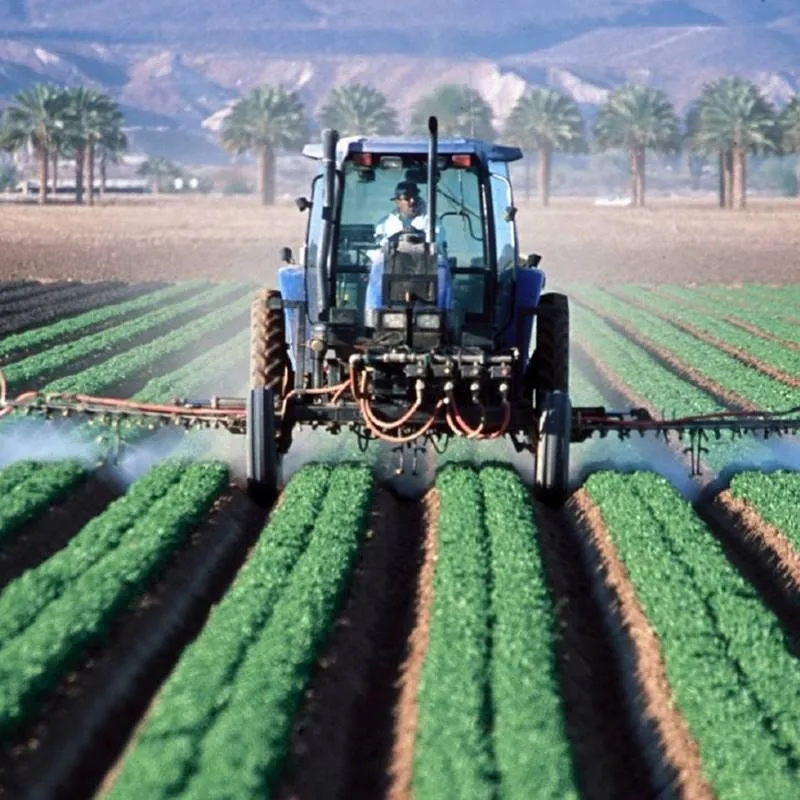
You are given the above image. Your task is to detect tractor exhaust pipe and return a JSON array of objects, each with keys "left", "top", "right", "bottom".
[
  {"left": 426, "top": 116, "right": 438, "bottom": 249},
  {"left": 315, "top": 127, "right": 339, "bottom": 319}
]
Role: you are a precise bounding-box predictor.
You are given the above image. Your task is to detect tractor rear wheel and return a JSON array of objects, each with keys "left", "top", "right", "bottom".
[
  {"left": 247, "top": 289, "right": 289, "bottom": 507},
  {"left": 526, "top": 292, "right": 569, "bottom": 411},
  {"left": 533, "top": 389, "right": 571, "bottom": 508}
]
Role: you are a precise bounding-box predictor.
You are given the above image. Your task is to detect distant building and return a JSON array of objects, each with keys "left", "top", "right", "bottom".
[{"left": 16, "top": 179, "right": 151, "bottom": 195}]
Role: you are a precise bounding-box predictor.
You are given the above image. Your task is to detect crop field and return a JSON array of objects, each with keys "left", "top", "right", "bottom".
[{"left": 0, "top": 270, "right": 799, "bottom": 799}]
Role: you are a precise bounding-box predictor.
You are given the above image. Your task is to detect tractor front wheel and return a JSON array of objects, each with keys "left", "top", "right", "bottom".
[
  {"left": 533, "top": 389, "right": 572, "bottom": 508},
  {"left": 247, "top": 289, "right": 290, "bottom": 506}
]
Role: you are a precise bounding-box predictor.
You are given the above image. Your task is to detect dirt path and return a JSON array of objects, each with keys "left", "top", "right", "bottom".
[
  {"left": 275, "top": 488, "right": 431, "bottom": 800},
  {"left": 388, "top": 491, "right": 439, "bottom": 800}
]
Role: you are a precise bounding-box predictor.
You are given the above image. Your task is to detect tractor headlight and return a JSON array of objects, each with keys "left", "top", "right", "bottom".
[
  {"left": 415, "top": 311, "right": 442, "bottom": 331},
  {"left": 380, "top": 311, "right": 407, "bottom": 330}
]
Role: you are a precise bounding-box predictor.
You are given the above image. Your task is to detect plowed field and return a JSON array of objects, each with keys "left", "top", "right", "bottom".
[{"left": 1, "top": 199, "right": 799, "bottom": 798}]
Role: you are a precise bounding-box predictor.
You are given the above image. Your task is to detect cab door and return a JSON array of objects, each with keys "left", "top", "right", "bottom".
[{"left": 488, "top": 161, "right": 518, "bottom": 336}]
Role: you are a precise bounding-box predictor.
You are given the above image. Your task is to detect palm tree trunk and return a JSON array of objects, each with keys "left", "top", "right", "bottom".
[
  {"left": 258, "top": 145, "right": 275, "bottom": 205},
  {"left": 636, "top": 147, "right": 646, "bottom": 207},
  {"left": 538, "top": 144, "right": 552, "bottom": 207},
  {"left": 75, "top": 145, "right": 85, "bottom": 205},
  {"left": 629, "top": 148, "right": 639, "bottom": 206},
  {"left": 718, "top": 150, "right": 726, "bottom": 207},
  {"left": 736, "top": 146, "right": 746, "bottom": 209},
  {"left": 51, "top": 151, "right": 58, "bottom": 197},
  {"left": 85, "top": 143, "right": 96, "bottom": 206},
  {"left": 100, "top": 154, "right": 107, "bottom": 201},
  {"left": 38, "top": 147, "right": 48, "bottom": 206},
  {"left": 724, "top": 148, "right": 734, "bottom": 209}
]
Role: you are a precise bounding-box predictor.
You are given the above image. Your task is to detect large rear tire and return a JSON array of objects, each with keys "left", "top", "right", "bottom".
[
  {"left": 526, "top": 292, "right": 569, "bottom": 411},
  {"left": 247, "top": 289, "right": 289, "bottom": 506},
  {"left": 534, "top": 390, "right": 571, "bottom": 508}
]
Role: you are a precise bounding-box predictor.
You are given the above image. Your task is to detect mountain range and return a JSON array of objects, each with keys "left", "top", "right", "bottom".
[{"left": 0, "top": 1, "right": 798, "bottom": 163}]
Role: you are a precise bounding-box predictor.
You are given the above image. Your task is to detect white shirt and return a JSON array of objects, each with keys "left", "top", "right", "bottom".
[{"left": 371, "top": 212, "right": 447, "bottom": 260}]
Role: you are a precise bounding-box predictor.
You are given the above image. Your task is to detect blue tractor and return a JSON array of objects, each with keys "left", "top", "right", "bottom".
[
  {"left": 247, "top": 117, "right": 572, "bottom": 506},
  {"left": 5, "top": 119, "right": 799, "bottom": 497}
]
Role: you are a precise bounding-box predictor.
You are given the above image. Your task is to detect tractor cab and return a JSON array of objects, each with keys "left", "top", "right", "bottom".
[{"left": 283, "top": 130, "right": 525, "bottom": 354}]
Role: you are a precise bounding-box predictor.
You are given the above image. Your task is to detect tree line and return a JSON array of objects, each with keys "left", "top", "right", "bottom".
[{"left": 2, "top": 78, "right": 800, "bottom": 208}]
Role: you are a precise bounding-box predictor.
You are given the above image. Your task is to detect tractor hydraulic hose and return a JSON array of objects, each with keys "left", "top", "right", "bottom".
[
  {"left": 359, "top": 398, "right": 443, "bottom": 444},
  {"left": 354, "top": 369, "right": 425, "bottom": 432}
]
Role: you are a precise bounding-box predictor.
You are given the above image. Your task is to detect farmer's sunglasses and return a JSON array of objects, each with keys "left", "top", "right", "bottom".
[{"left": 395, "top": 193, "right": 416, "bottom": 201}]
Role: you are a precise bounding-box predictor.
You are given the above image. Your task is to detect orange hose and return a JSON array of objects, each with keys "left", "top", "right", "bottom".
[{"left": 359, "top": 398, "right": 443, "bottom": 443}]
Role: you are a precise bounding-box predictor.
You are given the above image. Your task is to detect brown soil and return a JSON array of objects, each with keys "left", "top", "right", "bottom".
[
  {"left": 534, "top": 499, "right": 652, "bottom": 798},
  {"left": 387, "top": 490, "right": 439, "bottom": 800},
  {"left": 696, "top": 491, "right": 800, "bottom": 645},
  {"left": 604, "top": 289, "right": 800, "bottom": 389},
  {"left": 274, "top": 488, "right": 428, "bottom": 800},
  {"left": 573, "top": 294, "right": 758, "bottom": 412},
  {"left": 565, "top": 491, "right": 714, "bottom": 799},
  {"left": 2, "top": 196, "right": 800, "bottom": 285}
]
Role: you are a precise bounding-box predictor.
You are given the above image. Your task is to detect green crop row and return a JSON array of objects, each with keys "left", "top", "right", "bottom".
[
  {"left": 584, "top": 471, "right": 800, "bottom": 798},
  {"left": 108, "top": 463, "right": 373, "bottom": 800},
  {"left": 480, "top": 466, "right": 578, "bottom": 799},
  {"left": 608, "top": 286, "right": 800, "bottom": 376},
  {"left": 413, "top": 465, "right": 495, "bottom": 798},
  {"left": 43, "top": 292, "right": 250, "bottom": 396},
  {"left": 106, "top": 464, "right": 332, "bottom": 798},
  {"left": 653, "top": 286, "right": 800, "bottom": 345},
  {"left": 0, "top": 462, "right": 186, "bottom": 642},
  {"left": 692, "top": 284, "right": 800, "bottom": 314},
  {"left": 572, "top": 287, "right": 800, "bottom": 411},
  {"left": 413, "top": 464, "right": 577, "bottom": 799},
  {"left": 571, "top": 306, "right": 766, "bottom": 474},
  {"left": 1, "top": 283, "right": 243, "bottom": 391},
  {"left": 0, "top": 460, "right": 87, "bottom": 543},
  {"left": 0, "top": 460, "right": 228, "bottom": 739},
  {"left": 0, "top": 283, "right": 199, "bottom": 361},
  {"left": 728, "top": 470, "right": 800, "bottom": 553}
]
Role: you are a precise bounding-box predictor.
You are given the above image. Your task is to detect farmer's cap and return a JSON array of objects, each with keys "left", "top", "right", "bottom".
[{"left": 391, "top": 181, "right": 420, "bottom": 201}]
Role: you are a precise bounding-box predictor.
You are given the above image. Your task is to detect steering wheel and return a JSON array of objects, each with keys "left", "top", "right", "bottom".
[{"left": 386, "top": 230, "right": 425, "bottom": 249}]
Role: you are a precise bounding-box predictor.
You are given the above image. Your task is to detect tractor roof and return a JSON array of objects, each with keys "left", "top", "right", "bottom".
[{"left": 301, "top": 135, "right": 523, "bottom": 165}]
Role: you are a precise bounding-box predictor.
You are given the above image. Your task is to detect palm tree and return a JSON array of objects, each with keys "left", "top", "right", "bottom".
[
  {"left": 97, "top": 127, "right": 128, "bottom": 200},
  {"left": 318, "top": 84, "right": 399, "bottom": 136},
  {"left": 63, "top": 87, "right": 125, "bottom": 205},
  {"left": 220, "top": 85, "right": 308, "bottom": 205},
  {"left": 594, "top": 84, "right": 681, "bottom": 207},
  {"left": 689, "top": 77, "right": 779, "bottom": 209},
  {"left": 136, "top": 156, "right": 181, "bottom": 194},
  {"left": 410, "top": 84, "right": 494, "bottom": 140},
  {"left": 504, "top": 88, "right": 585, "bottom": 205},
  {"left": 780, "top": 95, "right": 800, "bottom": 152},
  {"left": 0, "top": 84, "right": 65, "bottom": 204}
]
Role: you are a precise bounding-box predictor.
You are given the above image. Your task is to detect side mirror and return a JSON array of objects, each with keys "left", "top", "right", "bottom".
[
  {"left": 525, "top": 253, "right": 542, "bottom": 268},
  {"left": 295, "top": 196, "right": 311, "bottom": 212},
  {"left": 280, "top": 247, "right": 295, "bottom": 265},
  {"left": 503, "top": 205, "right": 517, "bottom": 222}
]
